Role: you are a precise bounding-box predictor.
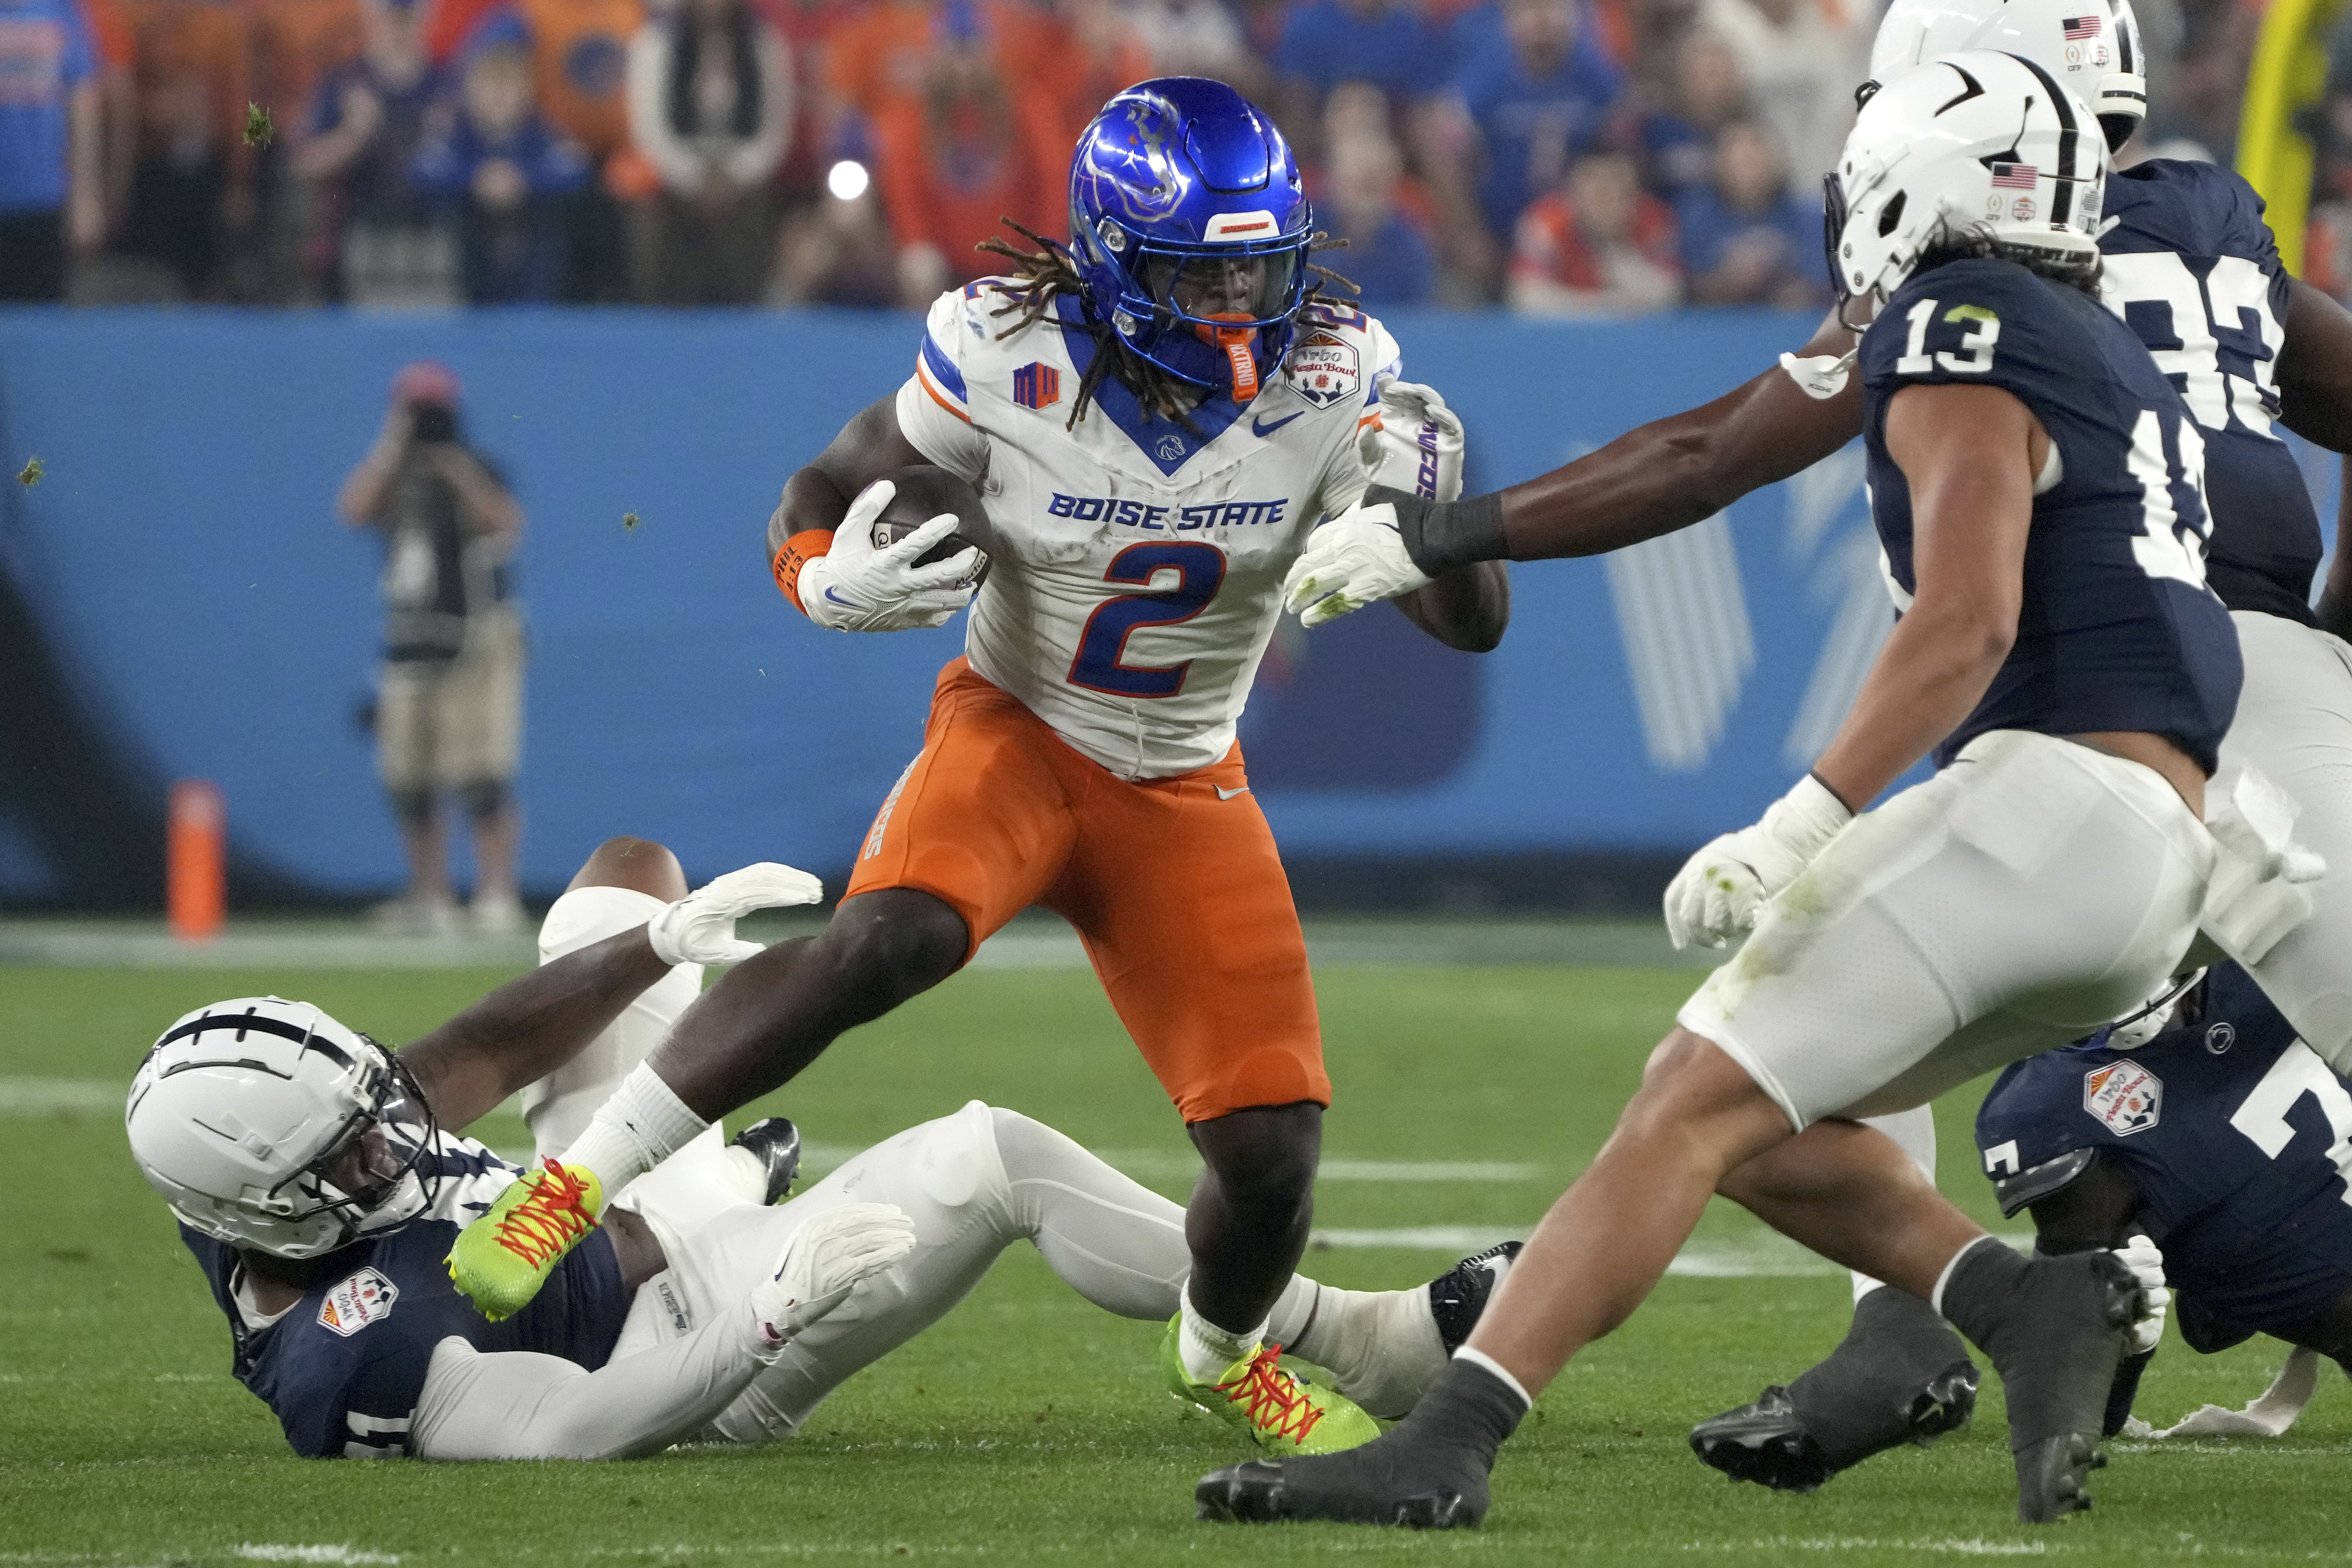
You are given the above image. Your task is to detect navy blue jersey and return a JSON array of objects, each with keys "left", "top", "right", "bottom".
[
  {"left": 2099, "top": 161, "right": 2319, "bottom": 625},
  {"left": 181, "top": 1134, "right": 631, "bottom": 1457},
  {"left": 1977, "top": 965, "right": 2352, "bottom": 1352},
  {"left": 1861, "top": 256, "right": 2243, "bottom": 771}
]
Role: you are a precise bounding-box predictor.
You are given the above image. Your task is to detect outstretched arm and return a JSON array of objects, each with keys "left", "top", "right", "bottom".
[
  {"left": 1392, "top": 564, "right": 1510, "bottom": 652},
  {"left": 1493, "top": 314, "right": 1865, "bottom": 562}
]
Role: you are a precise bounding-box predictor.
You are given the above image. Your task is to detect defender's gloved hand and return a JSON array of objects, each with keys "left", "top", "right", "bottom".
[
  {"left": 799, "top": 479, "right": 980, "bottom": 632},
  {"left": 1664, "top": 775, "right": 1853, "bottom": 950},
  {"left": 1356, "top": 375, "right": 1465, "bottom": 504},
  {"left": 2114, "top": 1234, "right": 2171, "bottom": 1356},
  {"left": 744, "top": 1202, "right": 918, "bottom": 1354},
  {"left": 647, "top": 862, "right": 825, "bottom": 967},
  {"left": 1281, "top": 502, "right": 1431, "bottom": 628}
]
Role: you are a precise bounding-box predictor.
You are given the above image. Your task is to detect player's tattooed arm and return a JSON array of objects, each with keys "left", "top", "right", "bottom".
[
  {"left": 400, "top": 927, "right": 679, "bottom": 1132},
  {"left": 1390, "top": 562, "right": 1511, "bottom": 652},
  {"left": 768, "top": 394, "right": 931, "bottom": 556}
]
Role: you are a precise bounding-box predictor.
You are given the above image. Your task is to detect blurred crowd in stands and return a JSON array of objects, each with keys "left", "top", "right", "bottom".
[{"left": 0, "top": 0, "right": 2263, "bottom": 312}]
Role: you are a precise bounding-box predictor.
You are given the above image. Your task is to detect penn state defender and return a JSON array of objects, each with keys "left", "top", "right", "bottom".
[
  {"left": 129, "top": 836, "right": 1516, "bottom": 1459},
  {"left": 1977, "top": 962, "right": 2352, "bottom": 1436},
  {"left": 442, "top": 78, "right": 1510, "bottom": 1457},
  {"left": 1288, "top": 0, "right": 2352, "bottom": 1486},
  {"left": 1196, "top": 52, "right": 2300, "bottom": 1528}
]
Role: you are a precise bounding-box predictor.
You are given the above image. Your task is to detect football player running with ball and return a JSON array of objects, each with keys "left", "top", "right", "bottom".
[
  {"left": 1285, "top": 0, "right": 2352, "bottom": 1493},
  {"left": 445, "top": 78, "right": 1510, "bottom": 1458},
  {"left": 1198, "top": 52, "right": 2319, "bottom": 1528},
  {"left": 130, "top": 837, "right": 1513, "bottom": 1460}
]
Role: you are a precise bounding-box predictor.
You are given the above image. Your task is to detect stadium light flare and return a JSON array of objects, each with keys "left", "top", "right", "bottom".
[{"left": 827, "top": 160, "right": 871, "bottom": 202}]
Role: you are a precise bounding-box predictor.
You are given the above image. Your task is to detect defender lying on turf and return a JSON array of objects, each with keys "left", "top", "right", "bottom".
[
  {"left": 1695, "top": 960, "right": 2352, "bottom": 1485},
  {"left": 125, "top": 836, "right": 1513, "bottom": 1460}
]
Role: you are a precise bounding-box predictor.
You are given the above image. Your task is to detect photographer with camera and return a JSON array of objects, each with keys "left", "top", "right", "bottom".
[{"left": 338, "top": 359, "right": 527, "bottom": 935}]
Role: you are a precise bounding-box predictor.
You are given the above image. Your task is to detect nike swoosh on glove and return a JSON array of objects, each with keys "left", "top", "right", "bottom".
[
  {"left": 1357, "top": 374, "right": 1465, "bottom": 504},
  {"left": 2113, "top": 1234, "right": 2170, "bottom": 1356},
  {"left": 744, "top": 1202, "right": 919, "bottom": 1353},
  {"left": 1664, "top": 775, "right": 1852, "bottom": 950},
  {"left": 799, "top": 479, "right": 981, "bottom": 632},
  {"left": 647, "top": 862, "right": 826, "bottom": 966},
  {"left": 1281, "top": 503, "right": 1432, "bottom": 628}
]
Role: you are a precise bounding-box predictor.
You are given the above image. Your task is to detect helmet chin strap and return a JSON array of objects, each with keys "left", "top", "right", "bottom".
[{"left": 1194, "top": 312, "right": 1260, "bottom": 402}]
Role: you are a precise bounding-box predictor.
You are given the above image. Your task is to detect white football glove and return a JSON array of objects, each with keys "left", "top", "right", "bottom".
[
  {"left": 742, "top": 1202, "right": 918, "bottom": 1355},
  {"left": 646, "top": 862, "right": 825, "bottom": 967},
  {"left": 1280, "top": 503, "right": 1432, "bottom": 629},
  {"left": 1357, "top": 375, "right": 1465, "bottom": 503},
  {"left": 1663, "top": 775, "right": 1852, "bottom": 950},
  {"left": 2114, "top": 1233, "right": 2171, "bottom": 1356},
  {"left": 798, "top": 479, "right": 981, "bottom": 632}
]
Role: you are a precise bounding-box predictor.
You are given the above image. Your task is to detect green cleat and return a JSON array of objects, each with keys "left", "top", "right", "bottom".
[
  {"left": 1161, "top": 1314, "right": 1382, "bottom": 1456},
  {"left": 446, "top": 1158, "right": 603, "bottom": 1321}
]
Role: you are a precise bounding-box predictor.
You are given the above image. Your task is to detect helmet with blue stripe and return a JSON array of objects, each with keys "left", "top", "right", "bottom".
[{"left": 1067, "top": 77, "right": 1313, "bottom": 402}]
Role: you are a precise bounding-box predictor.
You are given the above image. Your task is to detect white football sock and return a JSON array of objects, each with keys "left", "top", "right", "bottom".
[
  {"left": 556, "top": 1063, "right": 710, "bottom": 1210},
  {"left": 1273, "top": 1278, "right": 1446, "bottom": 1420},
  {"left": 1179, "top": 1284, "right": 1265, "bottom": 1383}
]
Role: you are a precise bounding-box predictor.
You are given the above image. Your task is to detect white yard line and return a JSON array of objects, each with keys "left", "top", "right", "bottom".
[
  {"left": 234, "top": 1549, "right": 402, "bottom": 1566},
  {"left": 0, "top": 1077, "right": 122, "bottom": 1115}
]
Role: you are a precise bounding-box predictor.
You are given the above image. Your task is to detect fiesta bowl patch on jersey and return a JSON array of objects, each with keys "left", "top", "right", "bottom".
[
  {"left": 1285, "top": 331, "right": 1360, "bottom": 408},
  {"left": 2085, "top": 1061, "right": 2162, "bottom": 1135},
  {"left": 318, "top": 1267, "right": 400, "bottom": 1336}
]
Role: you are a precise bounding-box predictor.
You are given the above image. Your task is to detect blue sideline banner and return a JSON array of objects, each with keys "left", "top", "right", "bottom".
[{"left": 0, "top": 308, "right": 2336, "bottom": 897}]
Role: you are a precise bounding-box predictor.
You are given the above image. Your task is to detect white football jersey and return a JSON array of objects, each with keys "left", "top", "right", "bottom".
[{"left": 894, "top": 282, "right": 1405, "bottom": 780}]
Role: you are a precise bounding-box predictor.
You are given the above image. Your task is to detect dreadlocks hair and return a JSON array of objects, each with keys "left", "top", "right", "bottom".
[{"left": 973, "top": 218, "right": 1360, "bottom": 434}]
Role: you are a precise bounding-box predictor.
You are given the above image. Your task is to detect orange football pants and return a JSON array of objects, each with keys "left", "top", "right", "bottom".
[{"left": 844, "top": 658, "right": 1328, "bottom": 1123}]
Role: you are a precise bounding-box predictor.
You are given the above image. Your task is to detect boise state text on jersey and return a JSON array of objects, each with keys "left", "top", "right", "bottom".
[
  {"left": 2098, "top": 160, "right": 2320, "bottom": 625},
  {"left": 896, "top": 287, "right": 1400, "bottom": 782},
  {"left": 182, "top": 1134, "right": 631, "bottom": 1457},
  {"left": 1978, "top": 964, "right": 2352, "bottom": 1353},
  {"left": 1859, "top": 256, "right": 2243, "bottom": 771}
]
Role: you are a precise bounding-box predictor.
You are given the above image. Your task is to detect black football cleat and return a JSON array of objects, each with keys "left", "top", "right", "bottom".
[
  {"left": 1940, "top": 1245, "right": 2142, "bottom": 1523},
  {"left": 1429, "top": 1241, "right": 1523, "bottom": 1354},
  {"left": 1197, "top": 1441, "right": 1487, "bottom": 1529},
  {"left": 1690, "top": 1287, "right": 1980, "bottom": 1492},
  {"left": 730, "top": 1116, "right": 803, "bottom": 1205}
]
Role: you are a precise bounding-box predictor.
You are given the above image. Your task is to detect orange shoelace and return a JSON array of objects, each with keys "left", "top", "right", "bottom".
[
  {"left": 1214, "top": 1341, "right": 1326, "bottom": 1445},
  {"left": 492, "top": 1159, "right": 597, "bottom": 1269}
]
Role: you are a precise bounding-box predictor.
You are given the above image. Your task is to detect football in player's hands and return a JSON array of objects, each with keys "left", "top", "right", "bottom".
[{"left": 871, "top": 465, "right": 995, "bottom": 588}]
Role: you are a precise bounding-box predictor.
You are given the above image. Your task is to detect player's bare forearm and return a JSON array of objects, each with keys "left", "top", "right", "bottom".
[
  {"left": 2278, "top": 279, "right": 2352, "bottom": 452},
  {"left": 767, "top": 394, "right": 930, "bottom": 556},
  {"left": 1392, "top": 561, "right": 1510, "bottom": 651},
  {"left": 1810, "top": 383, "right": 2033, "bottom": 810},
  {"left": 1495, "top": 313, "right": 1862, "bottom": 560},
  {"left": 400, "top": 929, "right": 677, "bottom": 1130}
]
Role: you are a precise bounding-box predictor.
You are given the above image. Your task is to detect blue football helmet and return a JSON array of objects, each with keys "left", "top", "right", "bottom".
[{"left": 1067, "top": 77, "right": 1314, "bottom": 401}]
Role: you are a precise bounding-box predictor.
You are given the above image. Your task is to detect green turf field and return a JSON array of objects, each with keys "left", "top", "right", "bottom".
[{"left": 3, "top": 958, "right": 2346, "bottom": 1567}]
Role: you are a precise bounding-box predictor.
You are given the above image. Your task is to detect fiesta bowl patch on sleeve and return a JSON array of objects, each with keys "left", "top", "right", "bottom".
[
  {"left": 2084, "top": 1061, "right": 2162, "bottom": 1136},
  {"left": 1284, "top": 331, "right": 1361, "bottom": 409},
  {"left": 318, "top": 1267, "right": 400, "bottom": 1336}
]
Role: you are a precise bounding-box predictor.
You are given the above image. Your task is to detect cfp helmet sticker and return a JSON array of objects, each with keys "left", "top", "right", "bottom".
[{"left": 2084, "top": 1060, "right": 2162, "bottom": 1136}]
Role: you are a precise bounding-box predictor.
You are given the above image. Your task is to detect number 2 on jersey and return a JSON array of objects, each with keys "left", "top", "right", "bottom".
[{"left": 1068, "top": 543, "right": 1228, "bottom": 698}]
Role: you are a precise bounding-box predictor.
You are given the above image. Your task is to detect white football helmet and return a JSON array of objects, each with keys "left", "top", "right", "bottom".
[
  {"left": 1865, "top": 0, "right": 2146, "bottom": 152},
  {"left": 1827, "top": 50, "right": 2109, "bottom": 310},
  {"left": 126, "top": 997, "right": 440, "bottom": 1258}
]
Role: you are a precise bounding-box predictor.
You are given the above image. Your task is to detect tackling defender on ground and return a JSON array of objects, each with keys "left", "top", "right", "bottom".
[{"left": 128, "top": 836, "right": 1515, "bottom": 1460}]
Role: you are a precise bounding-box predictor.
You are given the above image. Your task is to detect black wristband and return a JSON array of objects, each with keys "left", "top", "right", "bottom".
[{"left": 1367, "top": 484, "right": 1508, "bottom": 578}]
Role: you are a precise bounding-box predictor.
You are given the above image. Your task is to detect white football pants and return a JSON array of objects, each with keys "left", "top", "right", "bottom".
[
  {"left": 1682, "top": 728, "right": 2214, "bottom": 1130},
  {"left": 2218, "top": 610, "right": 2352, "bottom": 1070}
]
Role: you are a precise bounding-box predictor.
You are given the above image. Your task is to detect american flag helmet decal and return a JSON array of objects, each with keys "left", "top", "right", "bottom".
[
  {"left": 1990, "top": 163, "right": 2039, "bottom": 189},
  {"left": 2062, "top": 14, "right": 2102, "bottom": 37}
]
